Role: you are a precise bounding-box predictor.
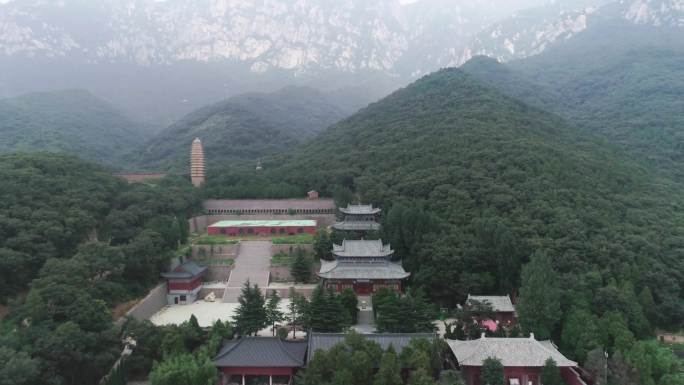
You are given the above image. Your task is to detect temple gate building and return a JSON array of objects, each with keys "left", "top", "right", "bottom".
[
  {"left": 448, "top": 335, "right": 587, "bottom": 385},
  {"left": 214, "top": 337, "right": 307, "bottom": 385},
  {"left": 332, "top": 203, "right": 381, "bottom": 232},
  {"left": 191, "top": 137, "right": 206, "bottom": 187},
  {"left": 317, "top": 239, "right": 409, "bottom": 295},
  {"left": 161, "top": 261, "right": 206, "bottom": 305},
  {"left": 466, "top": 294, "right": 517, "bottom": 332}
]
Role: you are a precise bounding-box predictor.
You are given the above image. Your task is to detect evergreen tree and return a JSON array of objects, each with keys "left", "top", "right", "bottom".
[
  {"left": 408, "top": 368, "right": 435, "bottom": 385},
  {"left": 287, "top": 287, "right": 308, "bottom": 339},
  {"left": 314, "top": 229, "right": 333, "bottom": 260},
  {"left": 373, "top": 346, "right": 402, "bottom": 385},
  {"left": 540, "top": 358, "right": 564, "bottom": 385},
  {"left": 340, "top": 288, "right": 359, "bottom": 324},
  {"left": 291, "top": 249, "right": 312, "bottom": 283},
  {"left": 232, "top": 281, "right": 267, "bottom": 336},
  {"left": 407, "top": 289, "right": 437, "bottom": 333},
  {"left": 307, "top": 285, "right": 328, "bottom": 332},
  {"left": 516, "top": 252, "right": 561, "bottom": 339},
  {"left": 481, "top": 357, "right": 504, "bottom": 385},
  {"left": 375, "top": 292, "right": 404, "bottom": 333},
  {"left": 149, "top": 353, "right": 217, "bottom": 385},
  {"left": 265, "top": 291, "right": 285, "bottom": 336}
]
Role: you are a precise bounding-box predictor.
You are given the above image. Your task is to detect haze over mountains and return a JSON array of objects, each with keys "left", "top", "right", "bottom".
[
  {"left": 0, "top": 0, "right": 683, "bottom": 175},
  {"left": 4, "top": 0, "right": 679, "bottom": 125}
]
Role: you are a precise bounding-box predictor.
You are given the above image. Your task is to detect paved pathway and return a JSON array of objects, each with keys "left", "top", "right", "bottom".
[{"left": 223, "top": 241, "right": 272, "bottom": 302}]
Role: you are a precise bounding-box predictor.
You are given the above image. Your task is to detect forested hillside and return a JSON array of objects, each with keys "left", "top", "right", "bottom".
[
  {"left": 135, "top": 86, "right": 354, "bottom": 171},
  {"left": 462, "top": 22, "right": 684, "bottom": 179},
  {"left": 0, "top": 90, "right": 151, "bottom": 166},
  {"left": 0, "top": 153, "right": 200, "bottom": 385},
  {"left": 207, "top": 68, "right": 684, "bottom": 362}
]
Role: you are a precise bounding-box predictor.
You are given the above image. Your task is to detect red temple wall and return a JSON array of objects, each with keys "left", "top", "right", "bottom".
[
  {"left": 207, "top": 225, "right": 317, "bottom": 236},
  {"left": 168, "top": 276, "right": 203, "bottom": 291},
  {"left": 324, "top": 279, "right": 404, "bottom": 295},
  {"left": 464, "top": 366, "right": 540, "bottom": 385}
]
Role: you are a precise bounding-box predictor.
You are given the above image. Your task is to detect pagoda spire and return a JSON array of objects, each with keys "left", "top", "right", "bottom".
[{"left": 190, "top": 137, "right": 205, "bottom": 187}]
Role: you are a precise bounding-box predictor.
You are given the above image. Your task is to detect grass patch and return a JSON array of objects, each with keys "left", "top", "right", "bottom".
[
  {"left": 272, "top": 233, "right": 314, "bottom": 244},
  {"left": 195, "top": 258, "right": 235, "bottom": 266},
  {"left": 194, "top": 235, "right": 239, "bottom": 245},
  {"left": 271, "top": 252, "right": 296, "bottom": 267}
]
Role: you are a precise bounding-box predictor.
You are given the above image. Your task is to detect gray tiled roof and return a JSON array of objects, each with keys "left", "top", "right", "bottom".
[
  {"left": 317, "top": 260, "right": 410, "bottom": 280},
  {"left": 467, "top": 295, "right": 515, "bottom": 313},
  {"left": 307, "top": 333, "right": 437, "bottom": 364},
  {"left": 339, "top": 204, "right": 381, "bottom": 215},
  {"left": 332, "top": 239, "right": 393, "bottom": 258},
  {"left": 447, "top": 336, "right": 577, "bottom": 367},
  {"left": 214, "top": 337, "right": 307, "bottom": 367},
  {"left": 332, "top": 221, "right": 382, "bottom": 231},
  {"left": 160, "top": 261, "right": 207, "bottom": 279}
]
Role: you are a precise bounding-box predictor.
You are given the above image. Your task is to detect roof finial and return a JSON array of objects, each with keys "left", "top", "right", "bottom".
[
  {"left": 481, "top": 333, "right": 486, "bottom": 339},
  {"left": 529, "top": 333, "right": 535, "bottom": 340}
]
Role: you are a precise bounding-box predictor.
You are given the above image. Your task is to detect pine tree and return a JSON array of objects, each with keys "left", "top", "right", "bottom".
[
  {"left": 408, "top": 289, "right": 436, "bottom": 333},
  {"left": 314, "top": 229, "right": 333, "bottom": 260},
  {"left": 481, "top": 357, "right": 504, "bottom": 385},
  {"left": 375, "top": 292, "right": 404, "bottom": 333},
  {"left": 291, "top": 248, "right": 312, "bottom": 283},
  {"left": 516, "top": 251, "right": 561, "bottom": 339},
  {"left": 373, "top": 346, "right": 402, "bottom": 385},
  {"left": 287, "top": 287, "right": 308, "bottom": 339},
  {"left": 340, "top": 288, "right": 359, "bottom": 324},
  {"left": 541, "top": 358, "right": 564, "bottom": 385},
  {"left": 232, "top": 281, "right": 267, "bottom": 336},
  {"left": 307, "top": 285, "right": 328, "bottom": 332},
  {"left": 265, "top": 291, "right": 285, "bottom": 336}
]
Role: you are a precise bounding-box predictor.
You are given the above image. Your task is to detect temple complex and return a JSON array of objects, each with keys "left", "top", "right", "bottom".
[
  {"left": 332, "top": 203, "right": 381, "bottom": 232},
  {"left": 317, "top": 239, "right": 409, "bottom": 295},
  {"left": 190, "top": 137, "right": 206, "bottom": 187}
]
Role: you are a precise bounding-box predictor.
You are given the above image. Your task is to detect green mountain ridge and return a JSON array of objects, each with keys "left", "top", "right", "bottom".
[
  {"left": 0, "top": 89, "right": 150, "bottom": 166},
  {"left": 461, "top": 22, "right": 684, "bottom": 179},
  {"left": 134, "top": 86, "right": 356, "bottom": 171}
]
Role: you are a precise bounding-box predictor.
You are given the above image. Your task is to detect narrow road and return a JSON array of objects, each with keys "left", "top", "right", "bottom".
[{"left": 223, "top": 241, "right": 272, "bottom": 302}]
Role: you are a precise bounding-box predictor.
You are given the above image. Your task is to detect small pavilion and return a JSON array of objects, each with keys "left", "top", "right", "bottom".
[
  {"left": 332, "top": 203, "right": 381, "bottom": 232},
  {"left": 214, "top": 337, "right": 307, "bottom": 385},
  {"left": 161, "top": 260, "right": 206, "bottom": 305},
  {"left": 466, "top": 294, "right": 517, "bottom": 331},
  {"left": 317, "top": 239, "right": 410, "bottom": 295}
]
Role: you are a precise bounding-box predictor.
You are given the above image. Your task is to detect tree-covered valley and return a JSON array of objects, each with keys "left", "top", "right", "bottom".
[{"left": 1, "top": 7, "right": 684, "bottom": 385}]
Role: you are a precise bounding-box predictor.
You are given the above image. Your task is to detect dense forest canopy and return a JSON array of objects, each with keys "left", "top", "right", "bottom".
[
  {"left": 0, "top": 153, "right": 201, "bottom": 385},
  {"left": 206, "top": 68, "right": 684, "bottom": 342},
  {"left": 0, "top": 90, "right": 151, "bottom": 166},
  {"left": 461, "top": 22, "right": 684, "bottom": 180}
]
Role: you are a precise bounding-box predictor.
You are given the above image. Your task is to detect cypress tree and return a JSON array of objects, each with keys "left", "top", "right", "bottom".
[
  {"left": 265, "top": 290, "right": 285, "bottom": 336},
  {"left": 340, "top": 288, "right": 359, "bottom": 324},
  {"left": 516, "top": 251, "right": 561, "bottom": 339},
  {"left": 375, "top": 292, "right": 403, "bottom": 333},
  {"left": 540, "top": 358, "right": 564, "bottom": 385},
  {"left": 481, "top": 357, "right": 504, "bottom": 385},
  {"left": 291, "top": 249, "right": 312, "bottom": 283},
  {"left": 373, "top": 346, "right": 402, "bottom": 385},
  {"left": 232, "top": 281, "right": 267, "bottom": 336}
]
